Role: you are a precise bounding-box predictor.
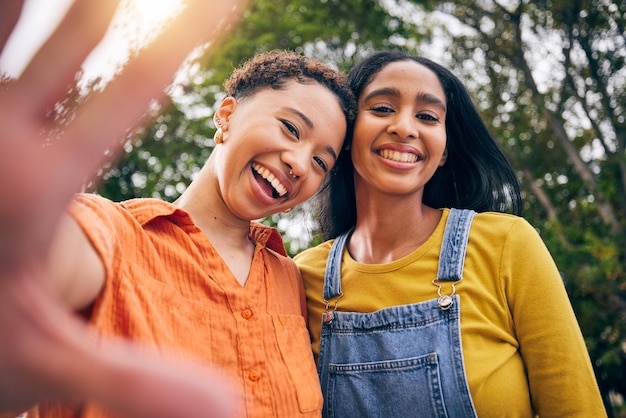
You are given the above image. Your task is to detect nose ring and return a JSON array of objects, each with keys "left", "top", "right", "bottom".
[{"left": 289, "top": 169, "right": 297, "bottom": 178}]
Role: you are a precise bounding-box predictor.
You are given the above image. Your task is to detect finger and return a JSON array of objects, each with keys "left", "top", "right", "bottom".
[
  {"left": 17, "top": 0, "right": 120, "bottom": 113},
  {"left": 0, "top": 272, "right": 241, "bottom": 417},
  {"left": 0, "top": 0, "right": 24, "bottom": 54},
  {"left": 86, "top": 343, "right": 241, "bottom": 418},
  {"left": 59, "top": 0, "right": 250, "bottom": 178},
  {"left": 0, "top": 270, "right": 76, "bottom": 410}
]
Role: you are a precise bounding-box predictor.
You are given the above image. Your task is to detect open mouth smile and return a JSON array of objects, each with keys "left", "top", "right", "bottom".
[
  {"left": 378, "top": 149, "right": 422, "bottom": 163},
  {"left": 252, "top": 162, "right": 288, "bottom": 198}
]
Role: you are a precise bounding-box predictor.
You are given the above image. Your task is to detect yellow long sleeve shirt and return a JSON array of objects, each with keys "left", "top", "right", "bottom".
[{"left": 295, "top": 208, "right": 606, "bottom": 418}]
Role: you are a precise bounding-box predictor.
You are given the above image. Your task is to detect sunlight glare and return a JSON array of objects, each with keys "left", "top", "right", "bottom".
[
  {"left": 79, "top": 0, "right": 185, "bottom": 84},
  {"left": 122, "top": 0, "right": 185, "bottom": 46}
]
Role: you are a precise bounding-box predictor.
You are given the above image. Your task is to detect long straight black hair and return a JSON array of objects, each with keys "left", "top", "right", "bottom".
[{"left": 316, "top": 50, "right": 522, "bottom": 239}]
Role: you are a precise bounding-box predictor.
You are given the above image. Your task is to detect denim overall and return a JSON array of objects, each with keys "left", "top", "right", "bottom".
[{"left": 318, "top": 209, "right": 478, "bottom": 418}]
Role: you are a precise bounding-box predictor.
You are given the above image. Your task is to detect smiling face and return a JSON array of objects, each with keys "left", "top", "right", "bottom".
[
  {"left": 213, "top": 79, "right": 347, "bottom": 220},
  {"left": 351, "top": 60, "right": 448, "bottom": 200}
]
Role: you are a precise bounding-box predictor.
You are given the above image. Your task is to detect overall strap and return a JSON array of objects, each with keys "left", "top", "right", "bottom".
[
  {"left": 322, "top": 227, "right": 353, "bottom": 301},
  {"left": 436, "top": 208, "right": 476, "bottom": 281}
]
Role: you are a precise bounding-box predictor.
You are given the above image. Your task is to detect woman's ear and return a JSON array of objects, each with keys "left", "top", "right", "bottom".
[
  {"left": 213, "top": 97, "right": 237, "bottom": 132},
  {"left": 438, "top": 148, "right": 448, "bottom": 166}
]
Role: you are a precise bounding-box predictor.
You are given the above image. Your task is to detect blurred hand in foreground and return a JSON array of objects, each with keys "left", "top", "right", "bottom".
[{"left": 0, "top": 1, "right": 248, "bottom": 416}]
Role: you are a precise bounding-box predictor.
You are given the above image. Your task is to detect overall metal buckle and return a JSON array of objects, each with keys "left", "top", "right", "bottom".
[
  {"left": 432, "top": 278, "right": 462, "bottom": 310},
  {"left": 322, "top": 292, "right": 343, "bottom": 324}
]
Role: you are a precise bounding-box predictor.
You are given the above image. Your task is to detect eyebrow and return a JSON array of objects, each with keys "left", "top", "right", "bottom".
[
  {"left": 417, "top": 92, "right": 447, "bottom": 112},
  {"left": 326, "top": 146, "right": 338, "bottom": 163},
  {"left": 284, "top": 107, "right": 338, "bottom": 163},
  {"left": 361, "top": 87, "right": 401, "bottom": 103},
  {"left": 362, "top": 87, "right": 447, "bottom": 112},
  {"left": 285, "top": 107, "right": 313, "bottom": 129}
]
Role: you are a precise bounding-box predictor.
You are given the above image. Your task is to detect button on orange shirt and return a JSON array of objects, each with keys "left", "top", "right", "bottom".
[{"left": 29, "top": 194, "right": 322, "bottom": 418}]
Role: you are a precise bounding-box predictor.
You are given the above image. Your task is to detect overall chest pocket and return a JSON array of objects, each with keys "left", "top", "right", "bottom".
[
  {"left": 326, "top": 352, "right": 448, "bottom": 418},
  {"left": 318, "top": 299, "right": 475, "bottom": 418}
]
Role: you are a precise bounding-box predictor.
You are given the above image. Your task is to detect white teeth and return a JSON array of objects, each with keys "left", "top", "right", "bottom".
[
  {"left": 252, "top": 163, "right": 287, "bottom": 197},
  {"left": 379, "top": 149, "right": 420, "bottom": 163}
]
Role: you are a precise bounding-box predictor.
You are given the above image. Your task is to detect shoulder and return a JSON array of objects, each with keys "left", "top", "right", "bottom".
[
  {"left": 471, "top": 210, "right": 524, "bottom": 226},
  {"left": 72, "top": 195, "right": 197, "bottom": 228},
  {"left": 71, "top": 192, "right": 119, "bottom": 210},
  {"left": 470, "top": 211, "right": 542, "bottom": 245},
  {"left": 68, "top": 193, "right": 127, "bottom": 228},
  {"left": 70, "top": 194, "right": 174, "bottom": 229},
  {"left": 294, "top": 240, "right": 334, "bottom": 272},
  {"left": 70, "top": 193, "right": 152, "bottom": 217},
  {"left": 469, "top": 211, "right": 556, "bottom": 274}
]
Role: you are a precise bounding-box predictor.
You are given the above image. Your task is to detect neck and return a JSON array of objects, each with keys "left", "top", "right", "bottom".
[
  {"left": 348, "top": 195, "right": 442, "bottom": 264},
  {"left": 175, "top": 181, "right": 251, "bottom": 244},
  {"left": 175, "top": 182, "right": 255, "bottom": 287}
]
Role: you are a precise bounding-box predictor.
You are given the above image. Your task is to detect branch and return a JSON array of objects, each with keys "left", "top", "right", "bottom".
[
  {"left": 508, "top": 7, "right": 622, "bottom": 233},
  {"left": 520, "top": 167, "right": 572, "bottom": 248}
]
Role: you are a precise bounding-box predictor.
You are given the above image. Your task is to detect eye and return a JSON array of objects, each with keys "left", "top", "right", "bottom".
[
  {"left": 313, "top": 156, "right": 329, "bottom": 173},
  {"left": 369, "top": 105, "right": 394, "bottom": 114},
  {"left": 281, "top": 120, "right": 300, "bottom": 139},
  {"left": 416, "top": 112, "right": 440, "bottom": 123}
]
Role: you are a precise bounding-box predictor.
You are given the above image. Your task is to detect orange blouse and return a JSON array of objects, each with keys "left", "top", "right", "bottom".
[{"left": 29, "top": 194, "right": 321, "bottom": 418}]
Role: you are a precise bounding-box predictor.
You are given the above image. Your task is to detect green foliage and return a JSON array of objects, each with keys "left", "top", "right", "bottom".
[{"left": 424, "top": 0, "right": 626, "bottom": 412}]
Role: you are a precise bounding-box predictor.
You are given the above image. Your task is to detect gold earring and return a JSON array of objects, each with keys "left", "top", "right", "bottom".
[
  {"left": 214, "top": 128, "right": 223, "bottom": 144},
  {"left": 282, "top": 208, "right": 292, "bottom": 214}
]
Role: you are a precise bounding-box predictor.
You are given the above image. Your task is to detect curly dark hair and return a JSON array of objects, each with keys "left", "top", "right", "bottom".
[{"left": 223, "top": 50, "right": 356, "bottom": 134}]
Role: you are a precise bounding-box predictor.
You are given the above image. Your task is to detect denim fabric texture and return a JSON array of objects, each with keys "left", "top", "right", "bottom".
[{"left": 318, "top": 209, "right": 478, "bottom": 418}]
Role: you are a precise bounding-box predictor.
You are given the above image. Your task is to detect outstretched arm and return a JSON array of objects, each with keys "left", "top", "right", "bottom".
[{"left": 0, "top": 0, "right": 248, "bottom": 416}]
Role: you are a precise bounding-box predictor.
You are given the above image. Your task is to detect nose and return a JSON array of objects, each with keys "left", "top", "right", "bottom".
[
  {"left": 387, "top": 111, "right": 418, "bottom": 140},
  {"left": 282, "top": 149, "right": 307, "bottom": 179}
]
